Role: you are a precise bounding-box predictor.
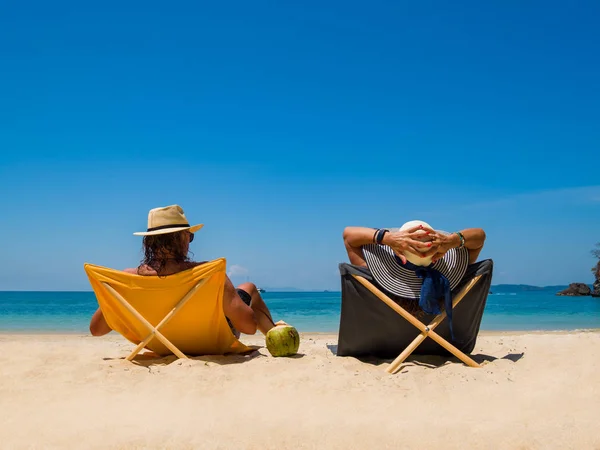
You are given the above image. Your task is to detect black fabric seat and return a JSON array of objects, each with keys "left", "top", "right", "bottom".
[{"left": 336, "top": 259, "right": 494, "bottom": 358}]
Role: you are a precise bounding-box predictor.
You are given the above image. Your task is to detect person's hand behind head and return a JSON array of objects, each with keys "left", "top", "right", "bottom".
[
  {"left": 420, "top": 230, "right": 456, "bottom": 263},
  {"left": 382, "top": 224, "right": 435, "bottom": 264}
]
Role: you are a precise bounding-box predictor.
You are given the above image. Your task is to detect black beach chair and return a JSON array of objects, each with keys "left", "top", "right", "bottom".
[{"left": 337, "top": 259, "right": 493, "bottom": 374}]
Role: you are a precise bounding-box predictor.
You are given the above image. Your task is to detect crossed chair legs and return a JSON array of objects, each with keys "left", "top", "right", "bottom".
[
  {"left": 102, "top": 280, "right": 207, "bottom": 361},
  {"left": 351, "top": 275, "right": 483, "bottom": 374}
]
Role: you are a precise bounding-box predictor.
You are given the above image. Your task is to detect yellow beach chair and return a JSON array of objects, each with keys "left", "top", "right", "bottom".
[{"left": 84, "top": 258, "right": 252, "bottom": 360}]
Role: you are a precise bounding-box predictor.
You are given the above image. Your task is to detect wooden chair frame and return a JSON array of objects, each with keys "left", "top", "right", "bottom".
[
  {"left": 351, "top": 274, "right": 483, "bottom": 374},
  {"left": 101, "top": 278, "right": 208, "bottom": 361}
]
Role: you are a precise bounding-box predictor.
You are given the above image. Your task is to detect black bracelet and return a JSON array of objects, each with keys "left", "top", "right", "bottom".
[
  {"left": 372, "top": 229, "right": 380, "bottom": 243},
  {"left": 376, "top": 229, "right": 388, "bottom": 245}
]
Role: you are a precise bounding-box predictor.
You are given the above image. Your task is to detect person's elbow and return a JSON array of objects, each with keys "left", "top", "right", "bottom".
[
  {"left": 478, "top": 228, "right": 487, "bottom": 244},
  {"left": 342, "top": 227, "right": 354, "bottom": 246},
  {"left": 236, "top": 314, "right": 258, "bottom": 335}
]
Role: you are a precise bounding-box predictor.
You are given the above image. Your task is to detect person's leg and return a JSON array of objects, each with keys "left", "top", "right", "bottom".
[{"left": 236, "top": 282, "right": 279, "bottom": 335}]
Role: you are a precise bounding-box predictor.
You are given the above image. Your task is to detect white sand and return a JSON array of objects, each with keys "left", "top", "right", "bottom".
[{"left": 1, "top": 331, "right": 599, "bottom": 449}]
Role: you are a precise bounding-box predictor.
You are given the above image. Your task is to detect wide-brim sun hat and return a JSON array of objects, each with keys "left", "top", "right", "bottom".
[
  {"left": 133, "top": 205, "right": 204, "bottom": 236},
  {"left": 362, "top": 220, "right": 469, "bottom": 299}
]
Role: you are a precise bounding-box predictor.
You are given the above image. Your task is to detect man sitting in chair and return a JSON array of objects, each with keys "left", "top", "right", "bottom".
[
  {"left": 342, "top": 221, "right": 486, "bottom": 319},
  {"left": 90, "top": 204, "right": 286, "bottom": 338}
]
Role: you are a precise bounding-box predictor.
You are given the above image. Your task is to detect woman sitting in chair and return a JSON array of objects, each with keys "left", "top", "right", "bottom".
[
  {"left": 89, "top": 205, "right": 285, "bottom": 338},
  {"left": 342, "top": 220, "right": 486, "bottom": 319}
]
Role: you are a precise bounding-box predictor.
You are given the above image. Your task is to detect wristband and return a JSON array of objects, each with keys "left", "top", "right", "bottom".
[
  {"left": 376, "top": 229, "right": 388, "bottom": 245},
  {"left": 373, "top": 229, "right": 380, "bottom": 243},
  {"left": 455, "top": 231, "right": 465, "bottom": 248}
]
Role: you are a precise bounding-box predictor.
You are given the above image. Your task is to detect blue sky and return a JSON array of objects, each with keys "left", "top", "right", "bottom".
[{"left": 1, "top": 1, "right": 599, "bottom": 290}]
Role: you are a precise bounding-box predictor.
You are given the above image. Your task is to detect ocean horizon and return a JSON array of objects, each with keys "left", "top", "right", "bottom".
[{"left": 1, "top": 288, "right": 599, "bottom": 333}]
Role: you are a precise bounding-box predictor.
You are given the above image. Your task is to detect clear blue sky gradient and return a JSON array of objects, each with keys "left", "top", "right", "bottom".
[{"left": 1, "top": 1, "right": 599, "bottom": 290}]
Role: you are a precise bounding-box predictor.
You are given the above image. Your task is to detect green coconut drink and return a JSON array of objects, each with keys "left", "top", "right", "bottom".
[{"left": 265, "top": 325, "right": 300, "bottom": 357}]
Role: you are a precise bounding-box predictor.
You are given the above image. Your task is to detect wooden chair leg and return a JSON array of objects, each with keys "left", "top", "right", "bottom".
[
  {"left": 352, "top": 275, "right": 483, "bottom": 374},
  {"left": 422, "top": 329, "right": 480, "bottom": 368},
  {"left": 103, "top": 280, "right": 208, "bottom": 360},
  {"left": 387, "top": 331, "right": 429, "bottom": 373},
  {"left": 126, "top": 328, "right": 187, "bottom": 360},
  {"left": 127, "top": 337, "right": 155, "bottom": 361},
  {"left": 386, "top": 276, "right": 481, "bottom": 373},
  {"left": 124, "top": 278, "right": 209, "bottom": 360}
]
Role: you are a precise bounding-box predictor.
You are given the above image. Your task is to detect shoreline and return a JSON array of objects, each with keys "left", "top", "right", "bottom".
[{"left": 2, "top": 327, "right": 600, "bottom": 336}]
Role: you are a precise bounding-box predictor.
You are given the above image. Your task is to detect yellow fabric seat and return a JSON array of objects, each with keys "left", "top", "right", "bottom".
[{"left": 84, "top": 258, "right": 252, "bottom": 359}]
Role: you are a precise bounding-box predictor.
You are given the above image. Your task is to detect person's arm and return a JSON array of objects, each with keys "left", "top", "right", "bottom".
[
  {"left": 343, "top": 225, "right": 431, "bottom": 266},
  {"left": 343, "top": 227, "right": 376, "bottom": 266},
  {"left": 424, "top": 228, "right": 486, "bottom": 264},
  {"left": 453, "top": 228, "right": 486, "bottom": 264},
  {"left": 222, "top": 276, "right": 258, "bottom": 335},
  {"left": 89, "top": 308, "right": 112, "bottom": 336}
]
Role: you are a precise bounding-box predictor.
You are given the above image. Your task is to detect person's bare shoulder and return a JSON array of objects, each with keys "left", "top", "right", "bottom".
[
  {"left": 123, "top": 265, "right": 157, "bottom": 275},
  {"left": 136, "top": 265, "right": 159, "bottom": 276},
  {"left": 184, "top": 261, "right": 207, "bottom": 269}
]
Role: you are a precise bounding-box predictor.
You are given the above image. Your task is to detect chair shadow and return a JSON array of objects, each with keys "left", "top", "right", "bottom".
[
  {"left": 103, "top": 346, "right": 261, "bottom": 367},
  {"left": 325, "top": 344, "right": 525, "bottom": 370},
  {"left": 104, "top": 345, "right": 306, "bottom": 368},
  {"left": 473, "top": 352, "right": 525, "bottom": 364},
  {"left": 385, "top": 352, "right": 525, "bottom": 370}
]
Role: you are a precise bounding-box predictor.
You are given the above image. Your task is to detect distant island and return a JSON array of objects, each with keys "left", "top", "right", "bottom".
[
  {"left": 490, "top": 283, "right": 599, "bottom": 297},
  {"left": 259, "top": 281, "right": 597, "bottom": 295},
  {"left": 261, "top": 284, "right": 585, "bottom": 294},
  {"left": 490, "top": 284, "right": 570, "bottom": 293},
  {"left": 260, "top": 286, "right": 307, "bottom": 292}
]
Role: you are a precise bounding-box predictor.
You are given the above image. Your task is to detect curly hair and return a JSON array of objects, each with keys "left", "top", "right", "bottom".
[{"left": 140, "top": 231, "right": 191, "bottom": 274}]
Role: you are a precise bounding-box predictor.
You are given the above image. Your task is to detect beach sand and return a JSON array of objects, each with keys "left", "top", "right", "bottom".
[{"left": 1, "top": 331, "right": 599, "bottom": 449}]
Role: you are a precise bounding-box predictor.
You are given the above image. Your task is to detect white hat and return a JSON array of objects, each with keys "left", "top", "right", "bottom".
[
  {"left": 362, "top": 221, "right": 469, "bottom": 299},
  {"left": 398, "top": 220, "right": 435, "bottom": 266},
  {"left": 133, "top": 205, "right": 204, "bottom": 236}
]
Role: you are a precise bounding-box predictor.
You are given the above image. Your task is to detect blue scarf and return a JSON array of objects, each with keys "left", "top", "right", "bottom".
[{"left": 396, "top": 257, "right": 455, "bottom": 341}]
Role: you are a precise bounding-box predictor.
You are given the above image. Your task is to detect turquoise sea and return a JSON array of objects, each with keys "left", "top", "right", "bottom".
[{"left": 1, "top": 290, "right": 599, "bottom": 333}]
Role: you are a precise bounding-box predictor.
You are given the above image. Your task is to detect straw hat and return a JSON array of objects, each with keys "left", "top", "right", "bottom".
[
  {"left": 133, "top": 205, "right": 204, "bottom": 236},
  {"left": 362, "top": 221, "right": 469, "bottom": 299}
]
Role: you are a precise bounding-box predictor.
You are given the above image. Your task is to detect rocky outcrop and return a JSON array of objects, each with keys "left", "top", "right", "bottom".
[
  {"left": 593, "top": 281, "right": 600, "bottom": 297},
  {"left": 556, "top": 283, "right": 592, "bottom": 296},
  {"left": 593, "top": 262, "right": 600, "bottom": 297}
]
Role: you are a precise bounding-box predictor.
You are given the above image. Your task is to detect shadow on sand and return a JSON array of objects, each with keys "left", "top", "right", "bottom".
[
  {"left": 103, "top": 346, "right": 306, "bottom": 368},
  {"left": 326, "top": 344, "right": 524, "bottom": 370}
]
